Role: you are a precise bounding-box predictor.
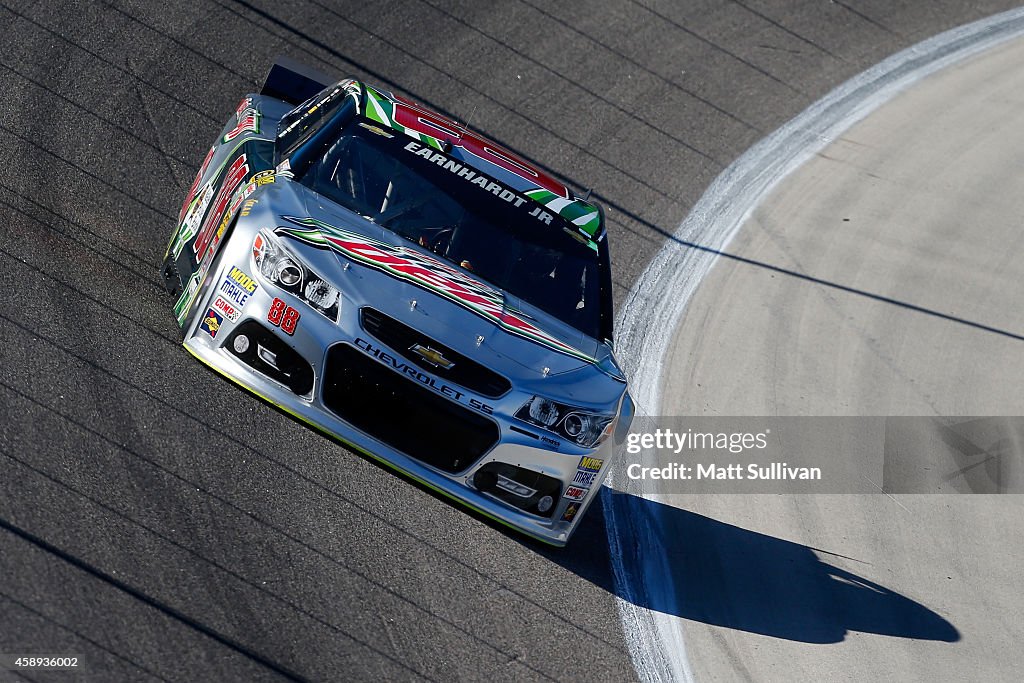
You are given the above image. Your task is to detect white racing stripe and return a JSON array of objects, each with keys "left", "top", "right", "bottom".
[{"left": 603, "top": 8, "right": 1024, "bottom": 683}]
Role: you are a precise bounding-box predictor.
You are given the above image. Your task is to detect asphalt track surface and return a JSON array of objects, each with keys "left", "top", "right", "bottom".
[
  {"left": 660, "top": 35, "right": 1024, "bottom": 681},
  {"left": 0, "top": 1, "right": 1020, "bottom": 681}
]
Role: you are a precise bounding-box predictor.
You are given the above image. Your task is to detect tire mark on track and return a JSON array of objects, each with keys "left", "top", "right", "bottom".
[
  {"left": 0, "top": 591, "right": 168, "bottom": 682},
  {"left": 0, "top": 123, "right": 175, "bottom": 222},
  {"left": 0, "top": 61, "right": 191, "bottom": 171},
  {"left": 0, "top": 447, "right": 455, "bottom": 683},
  {"left": 723, "top": 0, "right": 843, "bottom": 60},
  {"left": 515, "top": 0, "right": 765, "bottom": 133},
  {"left": 408, "top": 0, "right": 736, "bottom": 157},
  {"left": 219, "top": 0, "right": 709, "bottom": 202},
  {"left": 0, "top": 4, "right": 222, "bottom": 124},
  {"left": 0, "top": 288, "right": 631, "bottom": 658},
  {"left": 134, "top": 80, "right": 193, "bottom": 192},
  {"left": 95, "top": 0, "right": 254, "bottom": 84},
  {"left": 0, "top": 515, "right": 309, "bottom": 683},
  {"left": 0, "top": 187, "right": 154, "bottom": 277},
  {"left": 626, "top": 0, "right": 815, "bottom": 89}
]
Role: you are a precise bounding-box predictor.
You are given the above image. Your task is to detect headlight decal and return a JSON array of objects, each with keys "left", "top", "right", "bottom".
[
  {"left": 253, "top": 231, "right": 341, "bottom": 321},
  {"left": 515, "top": 396, "right": 614, "bottom": 448}
]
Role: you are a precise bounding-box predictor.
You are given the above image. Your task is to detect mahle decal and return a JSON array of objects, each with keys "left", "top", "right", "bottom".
[{"left": 219, "top": 265, "right": 257, "bottom": 308}]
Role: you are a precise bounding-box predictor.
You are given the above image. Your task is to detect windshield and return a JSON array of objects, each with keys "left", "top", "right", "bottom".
[{"left": 298, "top": 121, "right": 605, "bottom": 338}]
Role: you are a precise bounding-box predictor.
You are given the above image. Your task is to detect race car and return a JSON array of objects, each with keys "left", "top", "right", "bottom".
[{"left": 161, "top": 58, "right": 633, "bottom": 546}]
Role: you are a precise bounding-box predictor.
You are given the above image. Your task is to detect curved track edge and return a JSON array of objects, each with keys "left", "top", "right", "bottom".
[{"left": 605, "top": 7, "right": 1024, "bottom": 682}]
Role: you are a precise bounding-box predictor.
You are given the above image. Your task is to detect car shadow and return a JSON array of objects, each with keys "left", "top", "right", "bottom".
[
  {"left": 197, "top": 362, "right": 957, "bottom": 645},
  {"left": 531, "top": 489, "right": 959, "bottom": 644}
]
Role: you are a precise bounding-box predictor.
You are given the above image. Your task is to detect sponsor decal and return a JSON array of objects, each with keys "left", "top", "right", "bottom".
[
  {"left": 235, "top": 169, "right": 275, "bottom": 196},
  {"left": 240, "top": 198, "right": 258, "bottom": 217},
  {"left": 194, "top": 154, "right": 249, "bottom": 260},
  {"left": 223, "top": 108, "right": 260, "bottom": 143},
  {"left": 212, "top": 168, "right": 272, "bottom": 248},
  {"left": 358, "top": 121, "right": 394, "bottom": 138},
  {"left": 278, "top": 217, "right": 597, "bottom": 363},
  {"left": 226, "top": 266, "right": 258, "bottom": 293},
  {"left": 177, "top": 145, "right": 216, "bottom": 225},
  {"left": 173, "top": 271, "right": 201, "bottom": 325},
  {"left": 212, "top": 295, "right": 241, "bottom": 322},
  {"left": 561, "top": 501, "right": 582, "bottom": 523},
  {"left": 572, "top": 456, "right": 604, "bottom": 488},
  {"left": 267, "top": 297, "right": 300, "bottom": 336},
  {"left": 563, "top": 485, "right": 587, "bottom": 502},
  {"left": 571, "top": 469, "right": 598, "bottom": 489},
  {"left": 361, "top": 86, "right": 602, "bottom": 238},
  {"left": 200, "top": 308, "right": 223, "bottom": 339},
  {"left": 220, "top": 265, "right": 258, "bottom": 307},
  {"left": 355, "top": 337, "right": 495, "bottom": 415},
  {"left": 215, "top": 204, "right": 234, "bottom": 249},
  {"left": 252, "top": 169, "right": 275, "bottom": 185},
  {"left": 171, "top": 182, "right": 215, "bottom": 259},
  {"left": 234, "top": 97, "right": 252, "bottom": 120},
  {"left": 401, "top": 140, "right": 554, "bottom": 227}
]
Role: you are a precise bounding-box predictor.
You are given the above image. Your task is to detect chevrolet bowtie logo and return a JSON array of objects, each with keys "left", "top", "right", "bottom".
[{"left": 410, "top": 343, "right": 455, "bottom": 370}]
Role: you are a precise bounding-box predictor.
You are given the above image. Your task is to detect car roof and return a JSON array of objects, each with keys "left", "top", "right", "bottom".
[{"left": 345, "top": 80, "right": 604, "bottom": 242}]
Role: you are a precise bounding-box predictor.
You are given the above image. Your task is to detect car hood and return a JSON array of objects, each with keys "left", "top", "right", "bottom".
[{"left": 254, "top": 181, "right": 619, "bottom": 396}]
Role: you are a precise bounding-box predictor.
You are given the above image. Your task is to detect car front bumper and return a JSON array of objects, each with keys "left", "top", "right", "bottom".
[{"left": 182, "top": 254, "right": 618, "bottom": 547}]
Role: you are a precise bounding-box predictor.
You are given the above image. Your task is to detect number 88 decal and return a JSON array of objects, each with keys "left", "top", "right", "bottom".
[{"left": 268, "top": 297, "right": 300, "bottom": 335}]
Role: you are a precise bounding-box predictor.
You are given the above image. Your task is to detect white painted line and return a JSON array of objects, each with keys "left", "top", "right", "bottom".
[{"left": 604, "top": 8, "right": 1024, "bottom": 682}]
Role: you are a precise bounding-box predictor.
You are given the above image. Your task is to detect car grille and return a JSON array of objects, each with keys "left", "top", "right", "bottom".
[
  {"left": 360, "top": 307, "right": 511, "bottom": 398},
  {"left": 322, "top": 344, "right": 500, "bottom": 473}
]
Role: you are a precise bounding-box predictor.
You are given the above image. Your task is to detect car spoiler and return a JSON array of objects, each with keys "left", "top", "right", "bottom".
[{"left": 260, "top": 56, "right": 337, "bottom": 105}]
